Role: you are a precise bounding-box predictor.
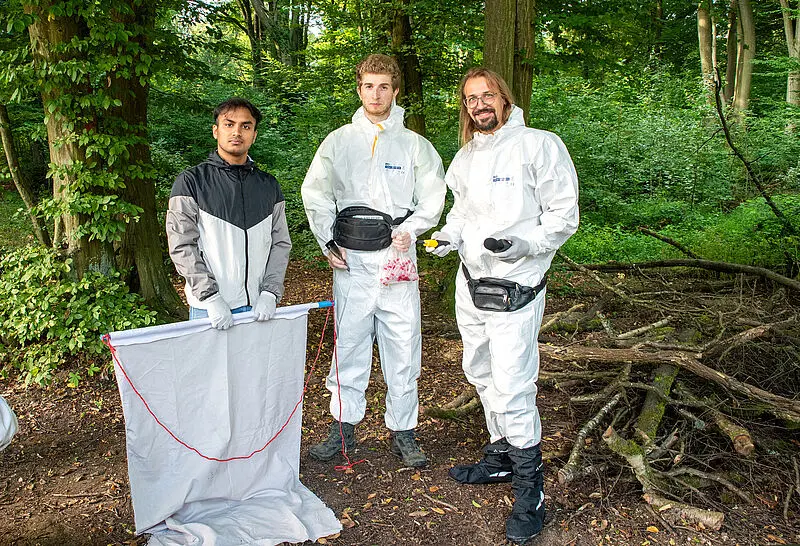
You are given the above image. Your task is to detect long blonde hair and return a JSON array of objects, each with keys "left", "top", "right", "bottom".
[{"left": 457, "top": 67, "right": 515, "bottom": 146}]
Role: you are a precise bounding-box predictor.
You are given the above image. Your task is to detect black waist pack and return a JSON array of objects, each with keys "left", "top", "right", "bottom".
[
  {"left": 333, "top": 206, "right": 412, "bottom": 251},
  {"left": 462, "top": 264, "right": 546, "bottom": 312}
]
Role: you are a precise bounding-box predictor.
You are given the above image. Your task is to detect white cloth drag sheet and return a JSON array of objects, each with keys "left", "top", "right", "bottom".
[
  {"left": 107, "top": 305, "right": 341, "bottom": 545},
  {"left": 0, "top": 394, "right": 17, "bottom": 451}
]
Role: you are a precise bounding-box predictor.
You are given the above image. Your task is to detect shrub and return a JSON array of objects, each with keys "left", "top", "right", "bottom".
[{"left": 0, "top": 246, "right": 157, "bottom": 385}]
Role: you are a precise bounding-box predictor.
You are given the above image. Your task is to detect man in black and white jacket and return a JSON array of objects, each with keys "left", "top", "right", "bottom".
[{"left": 167, "top": 98, "right": 292, "bottom": 329}]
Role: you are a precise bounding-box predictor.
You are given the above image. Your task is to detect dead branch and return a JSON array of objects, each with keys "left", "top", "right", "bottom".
[
  {"left": 570, "top": 364, "right": 631, "bottom": 404},
  {"left": 641, "top": 492, "right": 724, "bottom": 531},
  {"left": 540, "top": 345, "right": 800, "bottom": 422},
  {"left": 559, "top": 391, "right": 623, "bottom": 484},
  {"left": 541, "top": 304, "right": 585, "bottom": 333},
  {"left": 557, "top": 250, "right": 631, "bottom": 301},
  {"left": 574, "top": 259, "right": 800, "bottom": 293},
  {"left": 617, "top": 317, "right": 672, "bottom": 340},
  {"left": 424, "top": 394, "right": 480, "bottom": 419},
  {"left": 663, "top": 467, "right": 752, "bottom": 504},
  {"left": 703, "top": 316, "right": 797, "bottom": 361},
  {"left": 676, "top": 384, "right": 754, "bottom": 456},
  {"left": 638, "top": 227, "right": 700, "bottom": 259},
  {"left": 712, "top": 71, "right": 797, "bottom": 239},
  {"left": 635, "top": 364, "right": 679, "bottom": 448}
]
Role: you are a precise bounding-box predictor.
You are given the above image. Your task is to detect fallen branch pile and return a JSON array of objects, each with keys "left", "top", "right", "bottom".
[{"left": 428, "top": 266, "right": 800, "bottom": 531}]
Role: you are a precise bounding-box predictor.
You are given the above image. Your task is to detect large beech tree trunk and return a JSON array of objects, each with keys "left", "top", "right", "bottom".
[
  {"left": 26, "top": 2, "right": 115, "bottom": 275},
  {"left": 110, "top": 3, "right": 185, "bottom": 318}
]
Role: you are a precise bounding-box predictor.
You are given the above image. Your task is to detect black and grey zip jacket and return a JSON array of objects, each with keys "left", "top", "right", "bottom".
[{"left": 166, "top": 150, "right": 292, "bottom": 310}]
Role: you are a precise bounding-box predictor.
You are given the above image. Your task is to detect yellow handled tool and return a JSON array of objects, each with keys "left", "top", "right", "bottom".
[{"left": 420, "top": 239, "right": 450, "bottom": 248}]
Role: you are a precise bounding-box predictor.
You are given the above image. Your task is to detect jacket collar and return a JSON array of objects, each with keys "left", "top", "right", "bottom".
[
  {"left": 352, "top": 103, "right": 405, "bottom": 133},
  {"left": 470, "top": 105, "right": 525, "bottom": 148},
  {"left": 205, "top": 149, "right": 255, "bottom": 170}
]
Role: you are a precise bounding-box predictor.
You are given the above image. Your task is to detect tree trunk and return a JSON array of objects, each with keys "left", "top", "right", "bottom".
[
  {"left": 392, "top": 0, "right": 426, "bottom": 136},
  {"left": 512, "top": 0, "right": 535, "bottom": 122},
  {"left": 652, "top": 0, "right": 663, "bottom": 60},
  {"left": 724, "top": 0, "right": 738, "bottom": 104},
  {"left": 732, "top": 0, "right": 755, "bottom": 112},
  {"left": 698, "top": 0, "right": 716, "bottom": 106},
  {"left": 484, "top": 0, "right": 536, "bottom": 123},
  {"left": 109, "top": 3, "right": 185, "bottom": 318},
  {"left": 780, "top": 0, "right": 800, "bottom": 130},
  {"left": 25, "top": 2, "right": 115, "bottom": 275},
  {"left": 484, "top": 0, "right": 516, "bottom": 86},
  {"left": 0, "top": 103, "right": 51, "bottom": 247}
]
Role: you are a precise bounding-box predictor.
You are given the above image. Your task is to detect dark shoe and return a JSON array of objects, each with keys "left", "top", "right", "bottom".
[
  {"left": 309, "top": 421, "right": 356, "bottom": 462},
  {"left": 390, "top": 429, "right": 427, "bottom": 467},
  {"left": 449, "top": 437, "right": 513, "bottom": 484},
  {"left": 505, "top": 444, "right": 545, "bottom": 544}
]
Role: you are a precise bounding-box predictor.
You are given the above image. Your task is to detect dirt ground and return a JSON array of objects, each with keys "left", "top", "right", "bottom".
[{"left": 1, "top": 260, "right": 798, "bottom": 546}]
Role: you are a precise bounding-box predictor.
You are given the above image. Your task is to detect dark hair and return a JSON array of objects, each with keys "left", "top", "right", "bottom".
[{"left": 213, "top": 98, "right": 262, "bottom": 130}]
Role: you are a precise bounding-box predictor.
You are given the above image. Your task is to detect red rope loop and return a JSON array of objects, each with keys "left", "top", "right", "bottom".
[{"left": 102, "top": 307, "right": 332, "bottom": 463}]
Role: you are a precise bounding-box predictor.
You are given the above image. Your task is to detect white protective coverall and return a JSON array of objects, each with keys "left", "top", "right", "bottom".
[
  {"left": 439, "top": 106, "right": 579, "bottom": 449},
  {"left": 302, "top": 104, "right": 445, "bottom": 431}
]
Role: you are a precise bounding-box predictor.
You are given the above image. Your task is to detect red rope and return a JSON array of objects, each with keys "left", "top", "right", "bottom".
[
  {"left": 102, "top": 307, "right": 332, "bottom": 463},
  {"left": 332, "top": 309, "right": 365, "bottom": 472}
]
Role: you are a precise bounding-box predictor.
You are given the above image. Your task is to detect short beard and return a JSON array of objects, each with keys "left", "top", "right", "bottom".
[{"left": 474, "top": 110, "right": 499, "bottom": 132}]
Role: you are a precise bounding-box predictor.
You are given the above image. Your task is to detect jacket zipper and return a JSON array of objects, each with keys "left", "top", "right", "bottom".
[{"left": 240, "top": 168, "right": 251, "bottom": 307}]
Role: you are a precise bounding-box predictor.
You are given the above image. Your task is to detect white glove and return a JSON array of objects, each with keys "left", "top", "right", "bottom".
[
  {"left": 491, "top": 235, "right": 531, "bottom": 262},
  {"left": 425, "top": 230, "right": 456, "bottom": 257},
  {"left": 253, "top": 291, "right": 277, "bottom": 321},
  {"left": 206, "top": 295, "right": 234, "bottom": 330}
]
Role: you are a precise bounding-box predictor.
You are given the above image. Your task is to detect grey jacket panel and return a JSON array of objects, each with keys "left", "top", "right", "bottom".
[
  {"left": 166, "top": 150, "right": 292, "bottom": 309},
  {"left": 260, "top": 200, "right": 292, "bottom": 300},
  {"left": 166, "top": 195, "right": 219, "bottom": 302}
]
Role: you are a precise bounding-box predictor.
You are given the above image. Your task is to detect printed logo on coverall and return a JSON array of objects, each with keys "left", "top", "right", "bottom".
[
  {"left": 492, "top": 175, "right": 513, "bottom": 183},
  {"left": 384, "top": 162, "right": 406, "bottom": 174}
]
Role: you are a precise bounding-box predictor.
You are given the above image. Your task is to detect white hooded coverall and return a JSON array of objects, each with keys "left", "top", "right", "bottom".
[
  {"left": 439, "top": 106, "right": 579, "bottom": 449},
  {"left": 302, "top": 104, "right": 445, "bottom": 431}
]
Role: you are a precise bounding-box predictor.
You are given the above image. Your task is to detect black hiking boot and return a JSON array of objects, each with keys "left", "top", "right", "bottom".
[
  {"left": 448, "top": 437, "right": 513, "bottom": 484},
  {"left": 505, "top": 444, "right": 546, "bottom": 545},
  {"left": 308, "top": 421, "right": 356, "bottom": 462},
  {"left": 390, "top": 429, "right": 427, "bottom": 468}
]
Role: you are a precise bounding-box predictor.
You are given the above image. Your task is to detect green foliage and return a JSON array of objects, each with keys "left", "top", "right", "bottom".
[
  {"left": 0, "top": 246, "right": 157, "bottom": 385},
  {"left": 0, "top": 188, "right": 34, "bottom": 249}
]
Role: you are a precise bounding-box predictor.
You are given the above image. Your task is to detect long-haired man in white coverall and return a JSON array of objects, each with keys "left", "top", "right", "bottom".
[
  {"left": 426, "top": 67, "right": 579, "bottom": 544},
  {"left": 301, "top": 54, "right": 446, "bottom": 468}
]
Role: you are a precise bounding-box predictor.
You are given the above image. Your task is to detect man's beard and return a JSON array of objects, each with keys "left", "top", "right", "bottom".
[{"left": 474, "top": 109, "right": 499, "bottom": 132}]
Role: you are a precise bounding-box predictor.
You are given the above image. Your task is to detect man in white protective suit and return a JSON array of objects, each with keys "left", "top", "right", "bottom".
[
  {"left": 302, "top": 54, "right": 445, "bottom": 468},
  {"left": 426, "top": 67, "right": 579, "bottom": 544}
]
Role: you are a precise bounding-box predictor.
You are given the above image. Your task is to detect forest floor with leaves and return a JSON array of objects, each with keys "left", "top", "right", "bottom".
[{"left": 1, "top": 259, "right": 799, "bottom": 546}]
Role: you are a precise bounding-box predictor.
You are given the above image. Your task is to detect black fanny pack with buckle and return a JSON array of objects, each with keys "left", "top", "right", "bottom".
[
  {"left": 333, "top": 206, "right": 412, "bottom": 251},
  {"left": 462, "top": 264, "right": 546, "bottom": 312}
]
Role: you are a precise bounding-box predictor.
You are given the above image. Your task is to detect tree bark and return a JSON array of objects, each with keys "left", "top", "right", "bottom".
[
  {"left": 484, "top": 0, "right": 536, "bottom": 123},
  {"left": 780, "top": 0, "right": 800, "bottom": 129},
  {"left": 724, "top": 0, "right": 738, "bottom": 104},
  {"left": 109, "top": 3, "right": 185, "bottom": 318},
  {"left": 732, "top": 0, "right": 755, "bottom": 111},
  {"left": 392, "top": 0, "right": 426, "bottom": 136},
  {"left": 512, "top": 0, "right": 535, "bottom": 122},
  {"left": 25, "top": 1, "right": 115, "bottom": 275},
  {"left": 0, "top": 103, "right": 51, "bottom": 247},
  {"left": 484, "top": 0, "right": 516, "bottom": 88},
  {"left": 698, "top": 0, "right": 716, "bottom": 106}
]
